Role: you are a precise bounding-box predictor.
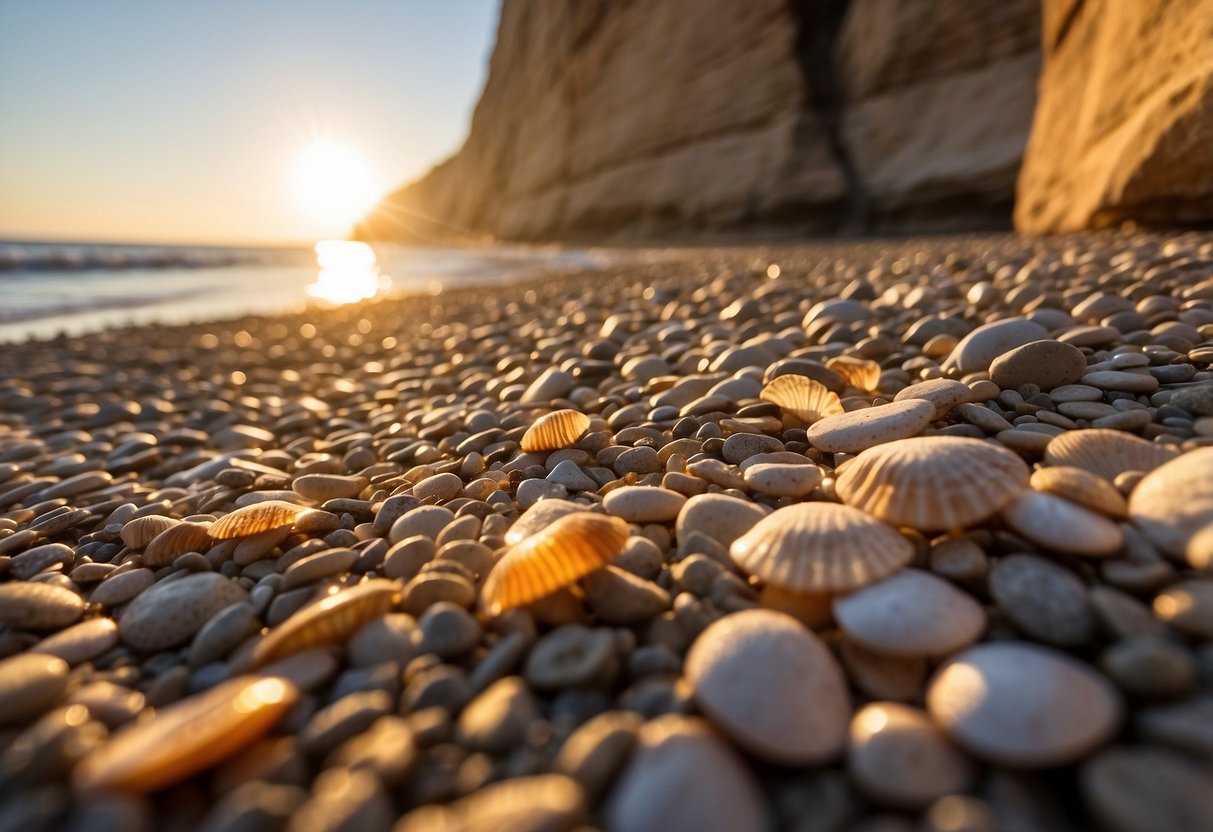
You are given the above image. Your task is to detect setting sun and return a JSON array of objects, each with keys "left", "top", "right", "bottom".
[{"left": 293, "top": 140, "right": 377, "bottom": 229}]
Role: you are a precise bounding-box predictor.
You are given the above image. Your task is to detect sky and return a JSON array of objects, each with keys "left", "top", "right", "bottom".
[{"left": 0, "top": 0, "right": 499, "bottom": 245}]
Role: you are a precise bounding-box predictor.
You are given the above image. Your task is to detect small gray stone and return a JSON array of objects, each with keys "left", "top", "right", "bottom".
[
  {"left": 119, "top": 572, "right": 249, "bottom": 651},
  {"left": 989, "top": 555, "right": 1096, "bottom": 647},
  {"left": 989, "top": 340, "right": 1088, "bottom": 391},
  {"left": 418, "top": 602, "right": 482, "bottom": 659},
  {"left": 525, "top": 625, "right": 618, "bottom": 690},
  {"left": 457, "top": 676, "right": 541, "bottom": 753}
]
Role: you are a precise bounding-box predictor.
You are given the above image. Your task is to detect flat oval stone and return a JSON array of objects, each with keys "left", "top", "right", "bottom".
[
  {"left": 30, "top": 617, "right": 119, "bottom": 665},
  {"left": 1128, "top": 447, "right": 1213, "bottom": 560},
  {"left": 0, "top": 653, "right": 69, "bottom": 725},
  {"left": 807, "top": 400, "right": 935, "bottom": 454},
  {"left": 989, "top": 555, "right": 1096, "bottom": 647},
  {"left": 928, "top": 642, "right": 1122, "bottom": 767},
  {"left": 603, "top": 715, "right": 767, "bottom": 832},
  {"left": 119, "top": 573, "right": 250, "bottom": 651},
  {"left": 1081, "top": 747, "right": 1213, "bottom": 832},
  {"left": 1082, "top": 371, "right": 1160, "bottom": 393},
  {"left": 0, "top": 582, "right": 86, "bottom": 629},
  {"left": 989, "top": 340, "right": 1088, "bottom": 391},
  {"left": 945, "top": 318, "right": 1049, "bottom": 374},
  {"left": 833, "top": 569, "right": 985, "bottom": 658},
  {"left": 90, "top": 568, "right": 155, "bottom": 607},
  {"left": 603, "top": 486, "right": 687, "bottom": 523},
  {"left": 524, "top": 625, "right": 616, "bottom": 690},
  {"left": 1002, "top": 492, "right": 1124, "bottom": 557},
  {"left": 892, "top": 379, "right": 971, "bottom": 418},
  {"left": 1154, "top": 579, "right": 1213, "bottom": 639},
  {"left": 742, "top": 462, "right": 822, "bottom": 497},
  {"left": 685, "top": 609, "right": 850, "bottom": 763},
  {"left": 675, "top": 493, "right": 767, "bottom": 548}
]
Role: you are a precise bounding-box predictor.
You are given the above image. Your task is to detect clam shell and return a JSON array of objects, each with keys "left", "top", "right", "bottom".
[
  {"left": 759, "top": 375, "right": 844, "bottom": 424},
  {"left": 1002, "top": 491, "right": 1124, "bottom": 557},
  {"left": 480, "top": 512, "right": 629, "bottom": 615},
  {"left": 1030, "top": 466, "right": 1127, "bottom": 518},
  {"left": 520, "top": 410, "right": 591, "bottom": 453},
  {"left": 73, "top": 675, "right": 298, "bottom": 793},
  {"left": 142, "top": 521, "right": 213, "bottom": 567},
  {"left": 835, "top": 436, "right": 1030, "bottom": 532},
  {"left": 826, "top": 356, "right": 881, "bottom": 391},
  {"left": 119, "top": 515, "right": 179, "bottom": 549},
  {"left": 251, "top": 579, "right": 400, "bottom": 667},
  {"left": 730, "top": 503, "right": 913, "bottom": 593},
  {"left": 1128, "top": 447, "right": 1213, "bottom": 560},
  {"left": 1043, "top": 429, "right": 1179, "bottom": 482},
  {"left": 210, "top": 500, "right": 312, "bottom": 540}
]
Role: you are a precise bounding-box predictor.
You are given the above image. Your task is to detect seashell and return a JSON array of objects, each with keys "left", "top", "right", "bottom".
[
  {"left": 520, "top": 410, "right": 591, "bottom": 453},
  {"left": 759, "top": 375, "right": 844, "bottom": 424},
  {"left": 505, "top": 499, "right": 590, "bottom": 546},
  {"left": 835, "top": 436, "right": 1029, "bottom": 531},
  {"left": 119, "top": 515, "right": 179, "bottom": 549},
  {"left": 251, "top": 579, "right": 400, "bottom": 667},
  {"left": 210, "top": 500, "right": 313, "bottom": 539},
  {"left": 826, "top": 356, "right": 881, "bottom": 391},
  {"left": 1002, "top": 491, "right": 1124, "bottom": 557},
  {"left": 480, "top": 512, "right": 630, "bottom": 616},
  {"left": 1043, "top": 429, "right": 1179, "bottom": 482},
  {"left": 730, "top": 503, "right": 913, "bottom": 593},
  {"left": 1030, "top": 466, "right": 1127, "bottom": 518},
  {"left": 1128, "top": 447, "right": 1213, "bottom": 561},
  {"left": 73, "top": 675, "right": 298, "bottom": 793},
  {"left": 142, "top": 521, "right": 213, "bottom": 567}
]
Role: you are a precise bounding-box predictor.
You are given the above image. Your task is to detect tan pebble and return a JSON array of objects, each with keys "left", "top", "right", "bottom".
[
  {"left": 603, "top": 486, "right": 686, "bottom": 523},
  {"left": 927, "top": 642, "right": 1122, "bottom": 767},
  {"left": 0, "top": 581, "right": 86, "bottom": 629},
  {"left": 675, "top": 493, "right": 768, "bottom": 549},
  {"left": 807, "top": 399, "right": 934, "bottom": 454},
  {"left": 520, "top": 410, "right": 591, "bottom": 453},
  {"left": 839, "top": 639, "right": 927, "bottom": 702},
  {"left": 0, "top": 653, "right": 70, "bottom": 725},
  {"left": 988, "top": 340, "right": 1088, "bottom": 391},
  {"left": 1153, "top": 579, "right": 1213, "bottom": 639},
  {"left": 90, "top": 567, "right": 155, "bottom": 607},
  {"left": 892, "top": 379, "right": 971, "bottom": 418},
  {"left": 291, "top": 473, "right": 367, "bottom": 502},
  {"left": 252, "top": 579, "right": 400, "bottom": 666},
  {"left": 833, "top": 569, "right": 985, "bottom": 658},
  {"left": 944, "top": 318, "right": 1049, "bottom": 374},
  {"left": 1128, "top": 447, "right": 1213, "bottom": 561},
  {"left": 1030, "top": 466, "right": 1127, "bottom": 518},
  {"left": 73, "top": 675, "right": 298, "bottom": 793},
  {"left": 741, "top": 462, "right": 822, "bottom": 497},
  {"left": 30, "top": 617, "right": 119, "bottom": 665},
  {"left": 1002, "top": 491, "right": 1124, "bottom": 557},
  {"left": 686, "top": 609, "right": 850, "bottom": 763}
]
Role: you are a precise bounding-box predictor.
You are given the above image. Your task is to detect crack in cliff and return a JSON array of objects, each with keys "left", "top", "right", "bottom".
[{"left": 789, "top": 0, "right": 867, "bottom": 233}]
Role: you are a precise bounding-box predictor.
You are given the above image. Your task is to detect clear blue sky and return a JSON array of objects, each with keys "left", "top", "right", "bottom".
[{"left": 0, "top": 0, "right": 499, "bottom": 244}]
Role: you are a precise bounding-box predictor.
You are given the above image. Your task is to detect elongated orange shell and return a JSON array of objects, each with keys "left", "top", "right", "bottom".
[
  {"left": 73, "top": 675, "right": 297, "bottom": 793},
  {"left": 826, "top": 356, "right": 881, "bottom": 391},
  {"left": 505, "top": 499, "right": 588, "bottom": 546},
  {"left": 210, "top": 500, "right": 312, "bottom": 540},
  {"left": 836, "top": 436, "right": 1029, "bottom": 532},
  {"left": 520, "top": 410, "right": 591, "bottom": 453},
  {"left": 142, "top": 521, "right": 213, "bottom": 567},
  {"left": 730, "top": 502, "right": 913, "bottom": 593},
  {"left": 1043, "top": 429, "right": 1178, "bottom": 482},
  {"left": 251, "top": 579, "right": 400, "bottom": 667},
  {"left": 1030, "top": 466, "right": 1127, "bottom": 519},
  {"left": 760, "top": 375, "right": 844, "bottom": 424},
  {"left": 120, "top": 515, "right": 180, "bottom": 550},
  {"left": 481, "top": 512, "right": 629, "bottom": 615}
]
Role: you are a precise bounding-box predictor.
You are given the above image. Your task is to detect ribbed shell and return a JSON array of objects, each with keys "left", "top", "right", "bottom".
[
  {"left": 119, "top": 515, "right": 179, "bottom": 549},
  {"left": 729, "top": 503, "right": 914, "bottom": 593},
  {"left": 142, "top": 521, "right": 213, "bottom": 567},
  {"left": 826, "top": 356, "right": 881, "bottom": 391},
  {"left": 505, "top": 499, "right": 588, "bottom": 546},
  {"left": 1030, "top": 466, "right": 1127, "bottom": 518},
  {"left": 760, "top": 375, "right": 844, "bottom": 424},
  {"left": 251, "top": 579, "right": 400, "bottom": 667},
  {"left": 480, "top": 513, "right": 630, "bottom": 615},
  {"left": 210, "top": 500, "right": 312, "bottom": 539},
  {"left": 1043, "top": 429, "right": 1179, "bottom": 482},
  {"left": 520, "top": 410, "right": 591, "bottom": 453},
  {"left": 73, "top": 675, "right": 298, "bottom": 793},
  {"left": 835, "top": 436, "right": 1029, "bottom": 532}
]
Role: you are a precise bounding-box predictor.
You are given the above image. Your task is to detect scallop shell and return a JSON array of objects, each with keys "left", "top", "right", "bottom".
[
  {"left": 210, "top": 500, "right": 313, "bottom": 540},
  {"left": 119, "top": 515, "right": 179, "bottom": 550},
  {"left": 251, "top": 579, "right": 400, "bottom": 667},
  {"left": 1030, "top": 466, "right": 1127, "bottom": 519},
  {"left": 142, "top": 521, "right": 214, "bottom": 567},
  {"left": 73, "top": 675, "right": 297, "bottom": 793},
  {"left": 1128, "top": 446, "right": 1213, "bottom": 560},
  {"left": 505, "top": 499, "right": 589, "bottom": 546},
  {"left": 826, "top": 356, "right": 881, "bottom": 391},
  {"left": 835, "top": 436, "right": 1030, "bottom": 532},
  {"left": 759, "top": 375, "right": 844, "bottom": 424},
  {"left": 520, "top": 410, "right": 591, "bottom": 453},
  {"left": 1043, "top": 429, "right": 1179, "bottom": 482},
  {"left": 729, "top": 503, "right": 914, "bottom": 593},
  {"left": 480, "top": 512, "right": 630, "bottom": 615}
]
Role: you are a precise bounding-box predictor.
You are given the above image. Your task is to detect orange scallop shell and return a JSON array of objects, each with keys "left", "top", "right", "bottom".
[
  {"left": 119, "top": 515, "right": 180, "bottom": 550},
  {"left": 760, "top": 375, "right": 844, "bottom": 424},
  {"left": 210, "top": 500, "right": 312, "bottom": 540},
  {"left": 251, "top": 579, "right": 400, "bottom": 667},
  {"left": 142, "top": 521, "right": 214, "bottom": 567},
  {"left": 1043, "top": 429, "right": 1179, "bottom": 482},
  {"left": 826, "top": 356, "right": 881, "bottom": 391},
  {"left": 520, "top": 410, "right": 591, "bottom": 453},
  {"left": 480, "top": 512, "right": 629, "bottom": 616}
]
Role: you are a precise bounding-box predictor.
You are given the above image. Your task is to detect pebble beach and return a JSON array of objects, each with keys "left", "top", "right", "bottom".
[{"left": 1, "top": 231, "right": 1212, "bottom": 831}]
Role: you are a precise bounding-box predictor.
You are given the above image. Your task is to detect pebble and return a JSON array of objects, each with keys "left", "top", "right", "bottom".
[
  {"left": 807, "top": 399, "right": 935, "bottom": 454},
  {"left": 602, "top": 486, "right": 686, "bottom": 523},
  {"left": 1001, "top": 491, "right": 1124, "bottom": 557},
  {"left": 1081, "top": 747, "right": 1213, "bottom": 832},
  {"left": 555, "top": 710, "right": 642, "bottom": 801},
  {"left": 418, "top": 602, "right": 482, "bottom": 658},
  {"left": 389, "top": 505, "right": 456, "bottom": 543},
  {"left": 892, "top": 378, "right": 971, "bottom": 418},
  {"left": 685, "top": 609, "right": 850, "bottom": 763},
  {"left": 525, "top": 625, "right": 617, "bottom": 690},
  {"left": 989, "top": 555, "right": 1096, "bottom": 647},
  {"left": 0, "top": 653, "right": 69, "bottom": 725},
  {"left": 187, "top": 602, "right": 257, "bottom": 667},
  {"left": 741, "top": 462, "right": 822, "bottom": 497},
  {"left": 397, "top": 773, "right": 586, "bottom": 832},
  {"left": 721, "top": 432, "right": 784, "bottom": 465},
  {"left": 300, "top": 690, "right": 394, "bottom": 758},
  {"left": 1099, "top": 636, "right": 1196, "bottom": 699},
  {"left": 1154, "top": 579, "right": 1213, "bottom": 639},
  {"left": 456, "top": 676, "right": 540, "bottom": 753},
  {"left": 928, "top": 642, "right": 1123, "bottom": 766},
  {"left": 945, "top": 318, "right": 1049, "bottom": 374},
  {"left": 988, "top": 340, "right": 1088, "bottom": 390},
  {"left": 833, "top": 569, "right": 985, "bottom": 658},
  {"left": 30, "top": 617, "right": 119, "bottom": 666},
  {"left": 1083, "top": 370, "right": 1160, "bottom": 393},
  {"left": 583, "top": 566, "right": 671, "bottom": 624},
  {"left": 0, "top": 582, "right": 86, "bottom": 629},
  {"left": 118, "top": 572, "right": 250, "bottom": 651},
  {"left": 90, "top": 567, "right": 155, "bottom": 607},
  {"left": 674, "top": 493, "right": 767, "bottom": 548}
]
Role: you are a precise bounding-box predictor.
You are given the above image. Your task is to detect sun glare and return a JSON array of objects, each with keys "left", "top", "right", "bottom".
[
  {"left": 293, "top": 140, "right": 376, "bottom": 228},
  {"left": 307, "top": 240, "right": 390, "bottom": 304}
]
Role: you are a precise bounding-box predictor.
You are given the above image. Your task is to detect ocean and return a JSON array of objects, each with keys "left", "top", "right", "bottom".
[{"left": 0, "top": 240, "right": 613, "bottom": 343}]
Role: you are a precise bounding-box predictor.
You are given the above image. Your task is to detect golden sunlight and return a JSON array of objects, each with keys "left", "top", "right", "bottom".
[
  {"left": 293, "top": 140, "right": 376, "bottom": 227},
  {"left": 306, "top": 240, "right": 390, "bottom": 304}
]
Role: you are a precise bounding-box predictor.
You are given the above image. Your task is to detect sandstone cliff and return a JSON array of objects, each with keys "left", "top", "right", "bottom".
[
  {"left": 357, "top": 0, "right": 1041, "bottom": 243},
  {"left": 1015, "top": 0, "right": 1213, "bottom": 233}
]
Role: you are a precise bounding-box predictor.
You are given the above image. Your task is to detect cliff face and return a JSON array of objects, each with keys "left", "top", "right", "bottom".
[{"left": 357, "top": 0, "right": 1041, "bottom": 243}]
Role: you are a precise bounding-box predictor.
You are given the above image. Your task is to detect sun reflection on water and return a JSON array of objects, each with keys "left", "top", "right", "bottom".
[{"left": 306, "top": 240, "right": 391, "bottom": 304}]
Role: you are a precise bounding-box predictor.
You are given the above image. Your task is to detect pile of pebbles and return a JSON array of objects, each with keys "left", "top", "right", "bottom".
[{"left": 0, "top": 230, "right": 1211, "bottom": 832}]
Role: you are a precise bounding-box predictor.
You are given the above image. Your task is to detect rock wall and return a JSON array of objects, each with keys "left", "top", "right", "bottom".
[
  {"left": 356, "top": 0, "right": 1041, "bottom": 243},
  {"left": 1015, "top": 0, "right": 1213, "bottom": 233}
]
